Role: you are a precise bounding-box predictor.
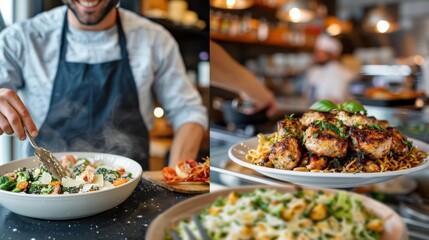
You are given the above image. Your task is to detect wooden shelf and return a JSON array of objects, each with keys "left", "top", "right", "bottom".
[
  {"left": 146, "top": 17, "right": 209, "bottom": 38},
  {"left": 210, "top": 32, "right": 313, "bottom": 50},
  {"left": 252, "top": 2, "right": 279, "bottom": 11}
]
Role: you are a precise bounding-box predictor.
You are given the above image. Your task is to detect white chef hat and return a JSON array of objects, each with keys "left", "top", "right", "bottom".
[{"left": 315, "top": 34, "right": 342, "bottom": 56}]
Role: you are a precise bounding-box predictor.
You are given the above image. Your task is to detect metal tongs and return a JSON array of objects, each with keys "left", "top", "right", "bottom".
[
  {"left": 25, "top": 129, "right": 67, "bottom": 180},
  {"left": 169, "top": 215, "right": 209, "bottom": 240}
]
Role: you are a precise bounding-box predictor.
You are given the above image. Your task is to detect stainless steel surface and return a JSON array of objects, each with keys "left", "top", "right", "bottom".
[
  {"left": 211, "top": 166, "right": 285, "bottom": 186},
  {"left": 210, "top": 128, "right": 247, "bottom": 167},
  {"left": 25, "top": 130, "right": 67, "bottom": 180},
  {"left": 210, "top": 128, "right": 258, "bottom": 186}
]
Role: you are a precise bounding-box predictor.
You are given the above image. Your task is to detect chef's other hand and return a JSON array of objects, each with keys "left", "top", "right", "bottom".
[
  {"left": 0, "top": 88, "right": 38, "bottom": 140},
  {"left": 239, "top": 89, "right": 277, "bottom": 118}
]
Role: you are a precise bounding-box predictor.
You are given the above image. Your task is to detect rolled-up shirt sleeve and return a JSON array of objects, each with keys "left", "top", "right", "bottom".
[
  {"left": 0, "top": 27, "right": 25, "bottom": 90},
  {"left": 152, "top": 30, "right": 208, "bottom": 131}
]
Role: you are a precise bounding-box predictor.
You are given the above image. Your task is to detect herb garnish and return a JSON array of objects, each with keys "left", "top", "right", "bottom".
[
  {"left": 285, "top": 114, "right": 295, "bottom": 120},
  {"left": 282, "top": 133, "right": 298, "bottom": 138},
  {"left": 294, "top": 188, "right": 304, "bottom": 198},
  {"left": 313, "top": 120, "right": 349, "bottom": 138},
  {"left": 310, "top": 100, "right": 367, "bottom": 115},
  {"left": 403, "top": 139, "right": 415, "bottom": 156},
  {"left": 309, "top": 100, "right": 338, "bottom": 112},
  {"left": 338, "top": 101, "right": 367, "bottom": 114},
  {"left": 367, "top": 124, "right": 386, "bottom": 132},
  {"left": 298, "top": 133, "right": 305, "bottom": 144},
  {"left": 330, "top": 158, "right": 342, "bottom": 169}
]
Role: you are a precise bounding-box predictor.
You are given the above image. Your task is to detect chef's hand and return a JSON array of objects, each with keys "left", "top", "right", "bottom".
[
  {"left": 239, "top": 88, "right": 277, "bottom": 118},
  {"left": 0, "top": 88, "right": 38, "bottom": 140}
]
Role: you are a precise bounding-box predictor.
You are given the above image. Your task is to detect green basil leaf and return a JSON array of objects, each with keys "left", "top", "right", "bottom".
[
  {"left": 309, "top": 100, "right": 338, "bottom": 112},
  {"left": 338, "top": 101, "right": 367, "bottom": 114}
]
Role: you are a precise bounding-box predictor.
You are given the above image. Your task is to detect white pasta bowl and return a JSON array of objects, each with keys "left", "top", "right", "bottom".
[
  {"left": 146, "top": 185, "right": 407, "bottom": 240},
  {"left": 0, "top": 152, "right": 142, "bottom": 220}
]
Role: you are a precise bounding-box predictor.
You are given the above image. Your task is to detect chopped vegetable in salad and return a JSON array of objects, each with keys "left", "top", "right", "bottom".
[
  {"left": 168, "top": 188, "right": 383, "bottom": 240},
  {"left": 0, "top": 155, "right": 132, "bottom": 195}
]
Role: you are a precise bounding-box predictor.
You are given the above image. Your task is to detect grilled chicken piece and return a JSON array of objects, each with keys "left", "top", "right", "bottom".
[
  {"left": 300, "top": 111, "right": 332, "bottom": 127},
  {"left": 269, "top": 136, "right": 301, "bottom": 170},
  {"left": 336, "top": 111, "right": 384, "bottom": 127},
  {"left": 388, "top": 127, "right": 411, "bottom": 156},
  {"left": 305, "top": 154, "right": 327, "bottom": 171},
  {"left": 276, "top": 117, "right": 303, "bottom": 138},
  {"left": 303, "top": 120, "right": 348, "bottom": 158},
  {"left": 364, "top": 160, "right": 380, "bottom": 172},
  {"left": 349, "top": 126, "right": 392, "bottom": 159}
]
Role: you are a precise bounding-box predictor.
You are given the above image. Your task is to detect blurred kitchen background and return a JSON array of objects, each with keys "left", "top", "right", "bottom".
[
  {"left": 210, "top": 0, "right": 429, "bottom": 138},
  {"left": 0, "top": 0, "right": 210, "bottom": 170}
]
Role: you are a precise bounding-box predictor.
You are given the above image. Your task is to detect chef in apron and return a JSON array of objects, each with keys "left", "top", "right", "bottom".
[
  {"left": 0, "top": 1, "right": 207, "bottom": 170},
  {"left": 305, "top": 34, "right": 356, "bottom": 104}
]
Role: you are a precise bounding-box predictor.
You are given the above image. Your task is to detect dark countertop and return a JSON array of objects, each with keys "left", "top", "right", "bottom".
[{"left": 0, "top": 179, "right": 193, "bottom": 240}]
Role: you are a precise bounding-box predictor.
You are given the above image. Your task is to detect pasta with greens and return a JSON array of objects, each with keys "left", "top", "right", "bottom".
[
  {"left": 168, "top": 188, "right": 384, "bottom": 240},
  {"left": 246, "top": 100, "right": 427, "bottom": 173}
]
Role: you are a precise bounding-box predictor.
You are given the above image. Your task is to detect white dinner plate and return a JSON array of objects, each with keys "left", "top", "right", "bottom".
[
  {"left": 0, "top": 152, "right": 142, "bottom": 220},
  {"left": 228, "top": 137, "right": 429, "bottom": 188},
  {"left": 146, "top": 185, "right": 407, "bottom": 240}
]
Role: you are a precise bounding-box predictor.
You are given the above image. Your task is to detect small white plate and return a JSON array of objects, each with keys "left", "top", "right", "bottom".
[
  {"left": 146, "top": 185, "right": 407, "bottom": 240},
  {"left": 0, "top": 152, "right": 142, "bottom": 220},
  {"left": 228, "top": 137, "right": 429, "bottom": 188}
]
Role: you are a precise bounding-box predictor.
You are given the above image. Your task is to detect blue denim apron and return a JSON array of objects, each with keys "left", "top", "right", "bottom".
[{"left": 34, "top": 9, "right": 150, "bottom": 169}]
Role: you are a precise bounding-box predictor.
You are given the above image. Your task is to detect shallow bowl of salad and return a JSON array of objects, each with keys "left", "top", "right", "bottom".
[
  {"left": 147, "top": 185, "right": 406, "bottom": 240},
  {"left": 0, "top": 152, "right": 142, "bottom": 220}
]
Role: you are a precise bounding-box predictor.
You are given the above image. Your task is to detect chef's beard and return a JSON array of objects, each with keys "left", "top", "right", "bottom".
[{"left": 62, "top": 0, "right": 119, "bottom": 26}]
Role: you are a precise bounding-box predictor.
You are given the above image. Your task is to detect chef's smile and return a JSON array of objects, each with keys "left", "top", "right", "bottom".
[
  {"left": 75, "top": 0, "right": 102, "bottom": 11},
  {"left": 63, "top": 0, "right": 119, "bottom": 26}
]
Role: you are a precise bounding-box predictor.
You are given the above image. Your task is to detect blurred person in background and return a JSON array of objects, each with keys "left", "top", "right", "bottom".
[
  {"left": 0, "top": 0, "right": 207, "bottom": 170},
  {"left": 211, "top": 41, "right": 277, "bottom": 117},
  {"left": 304, "top": 34, "right": 356, "bottom": 104}
]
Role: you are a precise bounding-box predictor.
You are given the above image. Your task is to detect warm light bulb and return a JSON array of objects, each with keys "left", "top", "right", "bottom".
[
  {"left": 416, "top": 98, "right": 425, "bottom": 108},
  {"left": 226, "top": 0, "right": 236, "bottom": 9},
  {"left": 376, "top": 20, "right": 390, "bottom": 33},
  {"left": 327, "top": 23, "right": 341, "bottom": 36},
  {"left": 289, "top": 7, "right": 302, "bottom": 23},
  {"left": 154, "top": 107, "right": 164, "bottom": 118}
]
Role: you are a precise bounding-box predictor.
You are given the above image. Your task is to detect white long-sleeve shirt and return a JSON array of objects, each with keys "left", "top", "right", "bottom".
[
  {"left": 306, "top": 61, "right": 355, "bottom": 103},
  {"left": 0, "top": 7, "right": 207, "bottom": 135}
]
